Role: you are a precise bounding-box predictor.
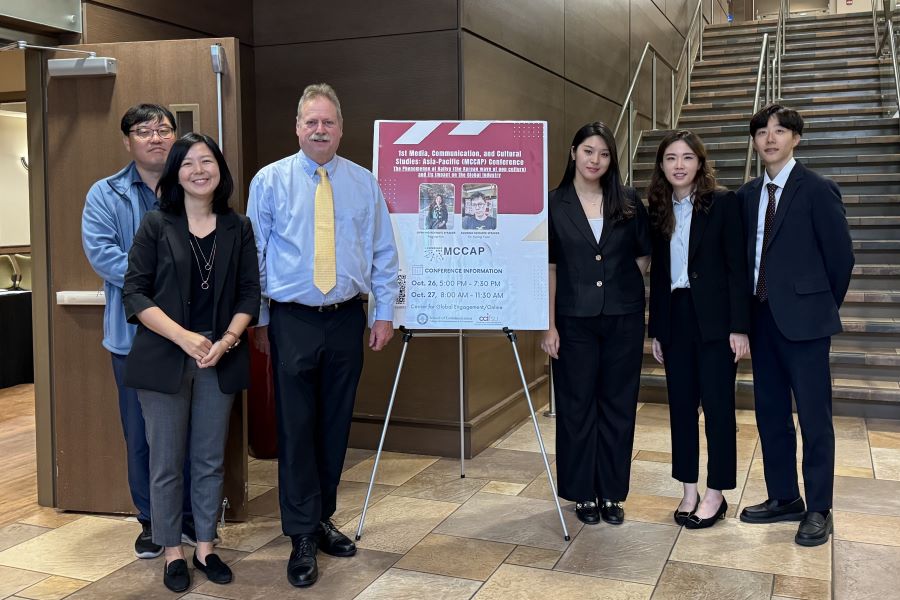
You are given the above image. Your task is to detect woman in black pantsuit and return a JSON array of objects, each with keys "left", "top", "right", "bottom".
[
  {"left": 647, "top": 130, "right": 750, "bottom": 529},
  {"left": 541, "top": 122, "right": 651, "bottom": 526}
]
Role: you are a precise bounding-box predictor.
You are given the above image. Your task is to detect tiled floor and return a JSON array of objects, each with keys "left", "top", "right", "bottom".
[{"left": 2, "top": 384, "right": 900, "bottom": 599}]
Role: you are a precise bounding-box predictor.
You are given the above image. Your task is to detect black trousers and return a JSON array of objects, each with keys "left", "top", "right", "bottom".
[
  {"left": 750, "top": 300, "right": 834, "bottom": 512},
  {"left": 552, "top": 311, "right": 644, "bottom": 502},
  {"left": 269, "top": 300, "right": 365, "bottom": 536},
  {"left": 661, "top": 289, "right": 737, "bottom": 490}
]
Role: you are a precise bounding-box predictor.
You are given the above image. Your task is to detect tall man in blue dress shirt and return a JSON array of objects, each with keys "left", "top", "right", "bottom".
[{"left": 247, "top": 83, "right": 399, "bottom": 588}]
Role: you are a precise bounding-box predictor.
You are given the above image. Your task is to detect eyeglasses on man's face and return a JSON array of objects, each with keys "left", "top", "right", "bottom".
[{"left": 129, "top": 126, "right": 175, "bottom": 141}]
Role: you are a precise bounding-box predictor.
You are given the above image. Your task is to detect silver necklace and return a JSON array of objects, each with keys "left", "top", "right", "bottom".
[{"left": 189, "top": 234, "right": 216, "bottom": 290}]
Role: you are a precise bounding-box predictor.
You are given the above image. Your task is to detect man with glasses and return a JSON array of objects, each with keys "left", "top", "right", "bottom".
[
  {"left": 462, "top": 191, "right": 497, "bottom": 230},
  {"left": 82, "top": 104, "right": 198, "bottom": 558}
]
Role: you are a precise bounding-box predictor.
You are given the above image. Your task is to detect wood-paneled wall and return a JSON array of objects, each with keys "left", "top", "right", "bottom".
[{"left": 462, "top": 0, "right": 718, "bottom": 185}]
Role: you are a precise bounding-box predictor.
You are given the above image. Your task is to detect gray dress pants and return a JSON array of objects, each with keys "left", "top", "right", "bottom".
[{"left": 138, "top": 354, "right": 234, "bottom": 547}]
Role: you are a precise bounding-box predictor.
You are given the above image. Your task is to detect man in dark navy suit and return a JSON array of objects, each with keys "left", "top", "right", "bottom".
[{"left": 737, "top": 104, "right": 854, "bottom": 547}]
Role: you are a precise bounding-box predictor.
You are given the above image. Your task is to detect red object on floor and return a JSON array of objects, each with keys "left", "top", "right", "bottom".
[{"left": 247, "top": 327, "right": 278, "bottom": 459}]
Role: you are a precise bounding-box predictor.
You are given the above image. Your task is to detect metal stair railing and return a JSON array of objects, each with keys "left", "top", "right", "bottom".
[
  {"left": 743, "top": 0, "right": 787, "bottom": 182},
  {"left": 872, "top": 0, "right": 900, "bottom": 128},
  {"left": 743, "top": 33, "right": 771, "bottom": 182},
  {"left": 614, "top": 0, "right": 711, "bottom": 185}
]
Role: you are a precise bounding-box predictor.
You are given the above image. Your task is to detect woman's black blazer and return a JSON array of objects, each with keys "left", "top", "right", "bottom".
[
  {"left": 549, "top": 185, "right": 652, "bottom": 317},
  {"left": 123, "top": 210, "right": 261, "bottom": 394},
  {"left": 648, "top": 190, "right": 750, "bottom": 344}
]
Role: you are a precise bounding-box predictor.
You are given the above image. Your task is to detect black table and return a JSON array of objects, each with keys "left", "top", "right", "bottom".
[{"left": 0, "top": 290, "right": 33, "bottom": 388}]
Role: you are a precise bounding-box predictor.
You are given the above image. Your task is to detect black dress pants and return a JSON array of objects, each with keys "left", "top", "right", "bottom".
[
  {"left": 269, "top": 300, "right": 365, "bottom": 536},
  {"left": 661, "top": 289, "right": 737, "bottom": 490},
  {"left": 750, "top": 300, "right": 834, "bottom": 512},
  {"left": 553, "top": 311, "right": 644, "bottom": 502}
]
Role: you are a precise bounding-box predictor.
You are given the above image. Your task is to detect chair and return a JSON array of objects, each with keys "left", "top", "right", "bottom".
[
  {"left": 0, "top": 254, "right": 16, "bottom": 289},
  {"left": 13, "top": 254, "right": 31, "bottom": 290}
]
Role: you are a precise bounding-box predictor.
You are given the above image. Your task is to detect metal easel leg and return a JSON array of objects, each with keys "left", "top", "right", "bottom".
[
  {"left": 355, "top": 329, "right": 413, "bottom": 541},
  {"left": 459, "top": 329, "right": 466, "bottom": 478},
  {"left": 503, "top": 328, "right": 570, "bottom": 541}
]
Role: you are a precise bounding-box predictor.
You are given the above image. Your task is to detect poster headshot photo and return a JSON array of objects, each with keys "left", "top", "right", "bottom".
[
  {"left": 419, "top": 183, "right": 455, "bottom": 230},
  {"left": 461, "top": 184, "right": 498, "bottom": 231}
]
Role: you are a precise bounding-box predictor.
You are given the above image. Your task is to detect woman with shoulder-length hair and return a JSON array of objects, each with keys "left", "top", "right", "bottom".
[
  {"left": 647, "top": 129, "right": 750, "bottom": 529},
  {"left": 123, "top": 132, "right": 260, "bottom": 591},
  {"left": 540, "top": 121, "right": 651, "bottom": 526},
  {"left": 425, "top": 193, "right": 449, "bottom": 229}
]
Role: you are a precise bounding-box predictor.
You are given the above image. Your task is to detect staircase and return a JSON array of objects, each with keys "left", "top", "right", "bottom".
[{"left": 634, "top": 10, "right": 900, "bottom": 417}]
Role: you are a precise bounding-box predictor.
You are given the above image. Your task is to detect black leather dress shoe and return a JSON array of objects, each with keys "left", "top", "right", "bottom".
[
  {"left": 318, "top": 519, "right": 357, "bottom": 557},
  {"left": 193, "top": 552, "right": 233, "bottom": 584},
  {"left": 287, "top": 535, "right": 318, "bottom": 588},
  {"left": 575, "top": 501, "right": 600, "bottom": 524},
  {"left": 163, "top": 559, "right": 190, "bottom": 593},
  {"left": 684, "top": 499, "right": 728, "bottom": 529},
  {"left": 795, "top": 511, "right": 833, "bottom": 547},
  {"left": 674, "top": 493, "right": 701, "bottom": 526},
  {"left": 739, "top": 498, "right": 805, "bottom": 524},
  {"left": 600, "top": 500, "right": 624, "bottom": 525}
]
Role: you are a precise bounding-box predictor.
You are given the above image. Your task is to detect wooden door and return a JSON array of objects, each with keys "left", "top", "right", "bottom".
[{"left": 43, "top": 38, "right": 248, "bottom": 519}]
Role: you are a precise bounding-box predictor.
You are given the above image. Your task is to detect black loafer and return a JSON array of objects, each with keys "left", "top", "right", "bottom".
[
  {"left": 684, "top": 498, "right": 728, "bottom": 529},
  {"left": 739, "top": 497, "right": 805, "bottom": 524},
  {"left": 795, "top": 511, "right": 833, "bottom": 547},
  {"left": 193, "top": 552, "right": 233, "bottom": 584},
  {"left": 287, "top": 535, "right": 318, "bottom": 588},
  {"left": 575, "top": 500, "right": 600, "bottom": 524},
  {"left": 674, "top": 493, "right": 701, "bottom": 526},
  {"left": 163, "top": 559, "right": 190, "bottom": 593},
  {"left": 600, "top": 499, "right": 624, "bottom": 525},
  {"left": 318, "top": 519, "right": 356, "bottom": 557}
]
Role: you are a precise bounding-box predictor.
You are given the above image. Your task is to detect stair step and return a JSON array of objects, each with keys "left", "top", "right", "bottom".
[
  {"left": 678, "top": 107, "right": 890, "bottom": 127},
  {"left": 696, "top": 46, "right": 874, "bottom": 69},
  {"left": 641, "top": 118, "right": 900, "bottom": 143},
  {"left": 692, "top": 67, "right": 895, "bottom": 89},
  {"left": 693, "top": 57, "right": 886, "bottom": 78},
  {"left": 703, "top": 25, "right": 876, "bottom": 48},
  {"left": 691, "top": 80, "right": 894, "bottom": 101},
  {"left": 636, "top": 136, "right": 900, "bottom": 160}
]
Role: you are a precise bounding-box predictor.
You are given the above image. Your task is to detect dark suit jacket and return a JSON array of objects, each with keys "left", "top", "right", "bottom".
[
  {"left": 123, "top": 210, "right": 261, "bottom": 394},
  {"left": 648, "top": 190, "right": 750, "bottom": 344},
  {"left": 737, "top": 161, "right": 854, "bottom": 341},
  {"left": 549, "top": 185, "right": 652, "bottom": 317}
]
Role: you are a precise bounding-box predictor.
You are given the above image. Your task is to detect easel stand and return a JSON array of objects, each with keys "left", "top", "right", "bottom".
[{"left": 355, "top": 327, "right": 570, "bottom": 542}]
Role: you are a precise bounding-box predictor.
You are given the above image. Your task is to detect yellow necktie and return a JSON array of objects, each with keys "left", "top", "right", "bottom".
[{"left": 314, "top": 167, "right": 336, "bottom": 294}]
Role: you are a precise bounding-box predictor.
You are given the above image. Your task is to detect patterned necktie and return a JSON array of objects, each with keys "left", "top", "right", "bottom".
[
  {"left": 313, "top": 167, "right": 336, "bottom": 294},
  {"left": 755, "top": 183, "right": 778, "bottom": 302}
]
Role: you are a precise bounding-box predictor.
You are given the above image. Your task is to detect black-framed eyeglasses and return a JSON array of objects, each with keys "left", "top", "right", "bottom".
[{"left": 129, "top": 126, "right": 175, "bottom": 141}]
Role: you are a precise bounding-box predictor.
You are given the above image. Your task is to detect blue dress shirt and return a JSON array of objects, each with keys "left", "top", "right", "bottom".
[
  {"left": 670, "top": 192, "right": 693, "bottom": 290},
  {"left": 247, "top": 150, "right": 399, "bottom": 326}
]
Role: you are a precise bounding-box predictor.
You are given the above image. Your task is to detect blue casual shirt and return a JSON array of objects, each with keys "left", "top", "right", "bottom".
[
  {"left": 670, "top": 191, "right": 693, "bottom": 290},
  {"left": 247, "top": 150, "right": 399, "bottom": 326},
  {"left": 81, "top": 162, "right": 158, "bottom": 354}
]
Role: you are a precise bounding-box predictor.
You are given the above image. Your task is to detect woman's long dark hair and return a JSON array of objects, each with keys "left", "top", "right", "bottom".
[
  {"left": 157, "top": 132, "right": 234, "bottom": 215},
  {"left": 647, "top": 130, "right": 718, "bottom": 239},
  {"left": 557, "top": 121, "right": 634, "bottom": 222}
]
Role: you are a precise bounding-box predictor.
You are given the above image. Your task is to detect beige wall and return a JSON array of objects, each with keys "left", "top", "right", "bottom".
[{"left": 0, "top": 110, "right": 29, "bottom": 246}]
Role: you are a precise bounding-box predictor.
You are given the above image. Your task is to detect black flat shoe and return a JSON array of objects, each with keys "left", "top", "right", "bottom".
[
  {"left": 318, "top": 519, "right": 356, "bottom": 557},
  {"left": 163, "top": 559, "right": 190, "bottom": 593},
  {"left": 739, "top": 497, "right": 805, "bottom": 524},
  {"left": 575, "top": 500, "right": 600, "bottom": 524},
  {"left": 674, "top": 493, "right": 701, "bottom": 526},
  {"left": 600, "top": 499, "right": 624, "bottom": 525},
  {"left": 684, "top": 498, "right": 728, "bottom": 529},
  {"left": 795, "top": 511, "right": 833, "bottom": 547},
  {"left": 287, "top": 535, "right": 318, "bottom": 588},
  {"left": 193, "top": 552, "right": 233, "bottom": 584}
]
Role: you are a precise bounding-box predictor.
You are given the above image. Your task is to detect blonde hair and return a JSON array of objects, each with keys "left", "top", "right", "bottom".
[{"left": 297, "top": 83, "right": 343, "bottom": 123}]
